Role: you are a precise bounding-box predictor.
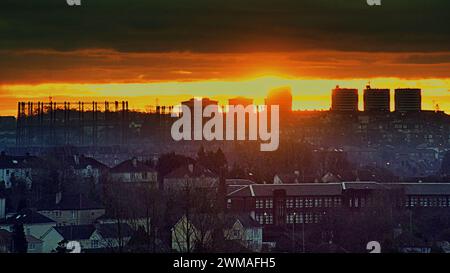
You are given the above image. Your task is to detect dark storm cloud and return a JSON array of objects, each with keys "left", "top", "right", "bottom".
[{"left": 0, "top": 0, "right": 449, "bottom": 53}]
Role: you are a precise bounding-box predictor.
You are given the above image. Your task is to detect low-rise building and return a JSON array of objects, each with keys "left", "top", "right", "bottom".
[
  {"left": 224, "top": 214, "right": 263, "bottom": 252},
  {"left": 35, "top": 193, "right": 105, "bottom": 226},
  {"left": 110, "top": 158, "right": 157, "bottom": 186}
]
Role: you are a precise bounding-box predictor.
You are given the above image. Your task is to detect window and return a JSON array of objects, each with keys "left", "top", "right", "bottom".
[
  {"left": 255, "top": 213, "right": 264, "bottom": 224},
  {"left": 295, "top": 198, "right": 303, "bottom": 208},
  {"left": 286, "top": 213, "right": 294, "bottom": 224},
  {"left": 265, "top": 199, "right": 273, "bottom": 209},
  {"left": 264, "top": 213, "right": 273, "bottom": 224},
  {"left": 233, "top": 229, "right": 240, "bottom": 237},
  {"left": 314, "top": 198, "right": 322, "bottom": 207},
  {"left": 431, "top": 198, "right": 438, "bottom": 207},
  {"left": 72, "top": 210, "right": 76, "bottom": 219},
  {"left": 410, "top": 196, "right": 418, "bottom": 207},
  {"left": 419, "top": 197, "right": 426, "bottom": 207},
  {"left": 334, "top": 197, "right": 341, "bottom": 207},
  {"left": 91, "top": 240, "right": 99, "bottom": 248},
  {"left": 314, "top": 213, "right": 320, "bottom": 223},
  {"left": 296, "top": 213, "right": 304, "bottom": 224},
  {"left": 305, "top": 213, "right": 313, "bottom": 224},
  {"left": 286, "top": 198, "right": 294, "bottom": 208},
  {"left": 255, "top": 199, "right": 264, "bottom": 209},
  {"left": 324, "top": 198, "right": 332, "bottom": 207},
  {"left": 305, "top": 198, "right": 313, "bottom": 208},
  {"left": 142, "top": 172, "right": 148, "bottom": 179},
  {"left": 28, "top": 243, "right": 35, "bottom": 250}
]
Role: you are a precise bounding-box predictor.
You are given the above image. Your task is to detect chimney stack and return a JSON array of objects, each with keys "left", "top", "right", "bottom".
[{"left": 55, "top": 191, "right": 62, "bottom": 205}]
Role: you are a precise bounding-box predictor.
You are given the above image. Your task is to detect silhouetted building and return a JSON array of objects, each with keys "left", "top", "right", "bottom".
[
  {"left": 364, "top": 86, "right": 390, "bottom": 112},
  {"left": 331, "top": 86, "right": 358, "bottom": 111},
  {"left": 181, "top": 97, "right": 218, "bottom": 111},
  {"left": 395, "top": 88, "right": 421, "bottom": 112},
  {"left": 229, "top": 97, "right": 253, "bottom": 107},
  {"left": 265, "top": 87, "right": 292, "bottom": 112}
]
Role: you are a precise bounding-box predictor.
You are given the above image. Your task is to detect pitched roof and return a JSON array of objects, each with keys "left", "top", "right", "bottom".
[
  {"left": 36, "top": 194, "right": 104, "bottom": 211},
  {"left": 275, "top": 173, "right": 300, "bottom": 184},
  {"left": 110, "top": 158, "right": 155, "bottom": 173},
  {"left": 55, "top": 225, "right": 96, "bottom": 240},
  {"left": 96, "top": 223, "right": 134, "bottom": 239},
  {"left": 0, "top": 209, "right": 56, "bottom": 225},
  {"left": 0, "top": 154, "right": 36, "bottom": 169},
  {"left": 228, "top": 183, "right": 343, "bottom": 198},
  {"left": 225, "top": 214, "right": 261, "bottom": 229},
  {"left": 165, "top": 164, "right": 218, "bottom": 179},
  {"left": 342, "top": 181, "right": 385, "bottom": 191},
  {"left": 68, "top": 155, "right": 108, "bottom": 170},
  {"left": 225, "top": 179, "right": 256, "bottom": 186}
]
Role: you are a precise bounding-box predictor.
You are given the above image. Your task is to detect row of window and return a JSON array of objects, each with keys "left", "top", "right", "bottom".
[
  {"left": 256, "top": 197, "right": 342, "bottom": 209},
  {"left": 254, "top": 196, "right": 450, "bottom": 210},
  {"left": 255, "top": 199, "right": 273, "bottom": 209},
  {"left": 286, "top": 212, "right": 323, "bottom": 224},
  {"left": 406, "top": 196, "right": 450, "bottom": 208},
  {"left": 255, "top": 212, "right": 274, "bottom": 224},
  {"left": 286, "top": 197, "right": 341, "bottom": 208}
]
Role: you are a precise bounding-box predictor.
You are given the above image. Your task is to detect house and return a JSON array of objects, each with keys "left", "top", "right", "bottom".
[
  {"left": 26, "top": 235, "right": 43, "bottom": 253},
  {"left": 68, "top": 154, "right": 108, "bottom": 184},
  {"left": 224, "top": 214, "right": 263, "bottom": 252},
  {"left": 163, "top": 164, "right": 219, "bottom": 192},
  {"left": 41, "top": 224, "right": 95, "bottom": 253},
  {"left": 89, "top": 223, "right": 134, "bottom": 251},
  {"left": 40, "top": 223, "right": 134, "bottom": 253},
  {"left": 0, "top": 209, "right": 56, "bottom": 241},
  {"left": 110, "top": 158, "right": 157, "bottom": 186},
  {"left": 171, "top": 214, "right": 215, "bottom": 253},
  {"left": 35, "top": 193, "right": 105, "bottom": 226},
  {"left": 0, "top": 229, "right": 12, "bottom": 253},
  {"left": 274, "top": 171, "right": 301, "bottom": 184},
  {"left": 0, "top": 152, "right": 33, "bottom": 189},
  {"left": 273, "top": 171, "right": 319, "bottom": 184}
]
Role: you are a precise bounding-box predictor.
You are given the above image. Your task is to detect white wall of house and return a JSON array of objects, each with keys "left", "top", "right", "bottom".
[
  {"left": 40, "top": 228, "right": 64, "bottom": 253},
  {"left": 224, "top": 220, "right": 263, "bottom": 252},
  {"left": 0, "top": 198, "right": 5, "bottom": 219},
  {"left": 74, "top": 166, "right": 101, "bottom": 184},
  {"left": 111, "top": 171, "right": 157, "bottom": 184},
  {"left": 244, "top": 227, "right": 263, "bottom": 252},
  {"left": 0, "top": 167, "right": 32, "bottom": 189},
  {"left": 0, "top": 222, "right": 55, "bottom": 243}
]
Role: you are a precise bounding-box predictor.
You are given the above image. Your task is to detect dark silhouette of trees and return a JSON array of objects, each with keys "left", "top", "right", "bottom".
[{"left": 12, "top": 223, "right": 27, "bottom": 253}]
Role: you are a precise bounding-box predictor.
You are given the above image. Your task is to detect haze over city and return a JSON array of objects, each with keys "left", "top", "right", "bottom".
[{"left": 1, "top": 0, "right": 449, "bottom": 116}]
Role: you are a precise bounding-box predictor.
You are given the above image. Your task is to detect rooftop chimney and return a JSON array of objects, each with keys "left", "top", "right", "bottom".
[
  {"left": 73, "top": 154, "right": 80, "bottom": 165},
  {"left": 55, "top": 191, "right": 62, "bottom": 205}
]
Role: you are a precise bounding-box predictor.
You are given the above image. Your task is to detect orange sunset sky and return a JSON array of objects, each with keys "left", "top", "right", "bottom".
[{"left": 1, "top": 1, "right": 449, "bottom": 116}]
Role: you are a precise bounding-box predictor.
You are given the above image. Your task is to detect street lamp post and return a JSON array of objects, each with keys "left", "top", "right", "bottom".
[
  {"left": 292, "top": 212, "right": 296, "bottom": 252},
  {"left": 302, "top": 216, "right": 305, "bottom": 253}
]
